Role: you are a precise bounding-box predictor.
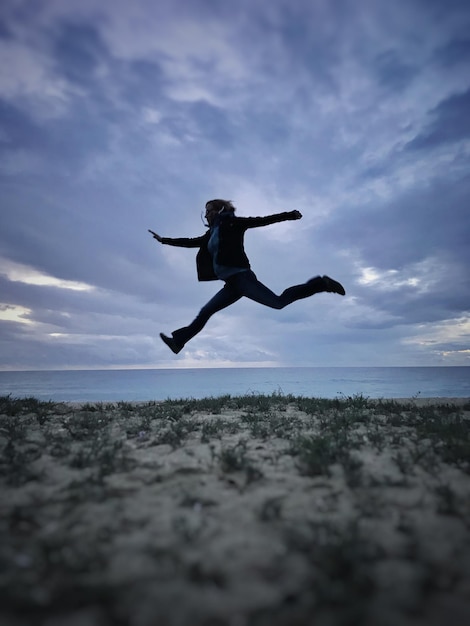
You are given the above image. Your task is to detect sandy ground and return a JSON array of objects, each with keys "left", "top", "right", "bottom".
[{"left": 1, "top": 395, "right": 469, "bottom": 626}]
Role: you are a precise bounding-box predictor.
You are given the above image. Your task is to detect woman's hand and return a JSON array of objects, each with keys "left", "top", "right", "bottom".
[
  {"left": 290, "top": 210, "right": 302, "bottom": 220},
  {"left": 148, "top": 229, "right": 163, "bottom": 242}
]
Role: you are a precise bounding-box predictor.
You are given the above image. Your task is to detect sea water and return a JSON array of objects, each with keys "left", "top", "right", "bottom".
[{"left": 0, "top": 367, "right": 468, "bottom": 403}]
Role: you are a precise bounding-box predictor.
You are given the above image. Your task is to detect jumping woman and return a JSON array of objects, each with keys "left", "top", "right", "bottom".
[{"left": 149, "top": 199, "right": 345, "bottom": 354}]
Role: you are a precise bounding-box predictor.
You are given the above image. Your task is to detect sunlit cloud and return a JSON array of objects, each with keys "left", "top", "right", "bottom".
[
  {"left": 357, "top": 266, "right": 420, "bottom": 288},
  {"left": 0, "top": 304, "right": 33, "bottom": 325},
  {"left": 48, "top": 333, "right": 123, "bottom": 341},
  {"left": 355, "top": 256, "right": 452, "bottom": 293},
  {"left": 403, "top": 317, "right": 470, "bottom": 349},
  {"left": 1, "top": 259, "right": 95, "bottom": 292},
  {"left": 441, "top": 349, "right": 470, "bottom": 358}
]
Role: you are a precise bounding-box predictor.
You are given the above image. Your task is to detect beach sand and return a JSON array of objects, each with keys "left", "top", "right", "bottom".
[{"left": 1, "top": 394, "right": 469, "bottom": 626}]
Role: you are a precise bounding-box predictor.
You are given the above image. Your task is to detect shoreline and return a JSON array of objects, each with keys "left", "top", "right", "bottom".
[
  {"left": 1, "top": 394, "right": 469, "bottom": 625},
  {"left": 59, "top": 396, "right": 470, "bottom": 408},
  {"left": 5, "top": 394, "right": 470, "bottom": 406}
]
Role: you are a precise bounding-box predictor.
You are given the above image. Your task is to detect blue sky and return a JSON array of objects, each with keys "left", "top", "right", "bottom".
[{"left": 1, "top": 0, "right": 469, "bottom": 370}]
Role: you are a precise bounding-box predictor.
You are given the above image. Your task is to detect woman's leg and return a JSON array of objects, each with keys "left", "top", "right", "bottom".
[
  {"left": 171, "top": 282, "right": 242, "bottom": 348},
  {"left": 231, "top": 270, "right": 327, "bottom": 309},
  {"left": 161, "top": 271, "right": 344, "bottom": 353}
]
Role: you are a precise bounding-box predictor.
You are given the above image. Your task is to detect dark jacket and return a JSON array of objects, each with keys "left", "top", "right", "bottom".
[{"left": 161, "top": 211, "right": 298, "bottom": 281}]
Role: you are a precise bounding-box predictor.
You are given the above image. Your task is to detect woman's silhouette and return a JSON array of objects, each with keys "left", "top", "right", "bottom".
[{"left": 150, "top": 199, "right": 345, "bottom": 354}]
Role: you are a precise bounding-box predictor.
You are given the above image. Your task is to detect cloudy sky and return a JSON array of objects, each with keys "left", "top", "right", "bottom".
[{"left": 1, "top": 0, "right": 469, "bottom": 371}]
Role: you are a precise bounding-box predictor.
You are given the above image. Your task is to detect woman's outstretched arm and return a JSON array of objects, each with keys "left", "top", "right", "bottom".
[
  {"left": 239, "top": 210, "right": 302, "bottom": 229},
  {"left": 148, "top": 229, "right": 163, "bottom": 242},
  {"left": 148, "top": 229, "right": 206, "bottom": 248}
]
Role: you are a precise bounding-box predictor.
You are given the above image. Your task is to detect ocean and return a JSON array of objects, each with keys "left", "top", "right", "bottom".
[{"left": 0, "top": 367, "right": 468, "bottom": 403}]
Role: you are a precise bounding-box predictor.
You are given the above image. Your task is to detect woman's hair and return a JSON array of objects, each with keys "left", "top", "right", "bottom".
[{"left": 205, "top": 199, "right": 236, "bottom": 213}]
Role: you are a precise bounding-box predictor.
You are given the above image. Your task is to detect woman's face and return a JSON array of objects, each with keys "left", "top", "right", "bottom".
[{"left": 205, "top": 202, "right": 218, "bottom": 225}]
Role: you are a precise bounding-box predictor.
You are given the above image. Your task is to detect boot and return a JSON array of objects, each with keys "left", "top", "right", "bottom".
[
  {"left": 160, "top": 333, "right": 183, "bottom": 354},
  {"left": 322, "top": 275, "right": 346, "bottom": 295}
]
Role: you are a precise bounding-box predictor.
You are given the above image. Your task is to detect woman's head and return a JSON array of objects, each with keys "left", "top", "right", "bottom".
[{"left": 204, "top": 199, "right": 235, "bottom": 225}]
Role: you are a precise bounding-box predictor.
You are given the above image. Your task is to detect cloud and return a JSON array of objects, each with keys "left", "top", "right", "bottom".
[
  {"left": 372, "top": 49, "right": 418, "bottom": 92},
  {"left": 405, "top": 88, "right": 470, "bottom": 150},
  {"left": 436, "top": 37, "right": 470, "bottom": 67},
  {"left": 1, "top": 257, "right": 95, "bottom": 291},
  {"left": 0, "top": 0, "right": 469, "bottom": 369},
  {"left": 51, "top": 21, "right": 108, "bottom": 87}
]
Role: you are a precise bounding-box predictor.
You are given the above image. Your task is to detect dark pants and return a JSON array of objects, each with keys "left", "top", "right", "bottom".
[{"left": 172, "top": 271, "right": 325, "bottom": 348}]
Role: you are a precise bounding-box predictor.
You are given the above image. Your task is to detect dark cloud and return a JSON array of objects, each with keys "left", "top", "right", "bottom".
[
  {"left": 0, "top": 99, "right": 45, "bottom": 152},
  {"left": 372, "top": 49, "right": 417, "bottom": 92},
  {"left": 323, "top": 171, "right": 470, "bottom": 269},
  {"left": 406, "top": 88, "right": 470, "bottom": 150},
  {"left": 119, "top": 59, "right": 166, "bottom": 107},
  {"left": 316, "top": 167, "right": 470, "bottom": 333},
  {"left": 190, "top": 101, "right": 235, "bottom": 145},
  {"left": 436, "top": 38, "right": 470, "bottom": 67},
  {"left": 0, "top": 98, "right": 112, "bottom": 177},
  {"left": 0, "top": 18, "right": 13, "bottom": 39},
  {"left": 260, "top": 3, "right": 339, "bottom": 92},
  {"left": 354, "top": 273, "right": 470, "bottom": 329},
  {"left": 51, "top": 21, "right": 108, "bottom": 86},
  {"left": 413, "top": 0, "right": 470, "bottom": 20},
  {"left": 163, "top": 100, "right": 235, "bottom": 147}
]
